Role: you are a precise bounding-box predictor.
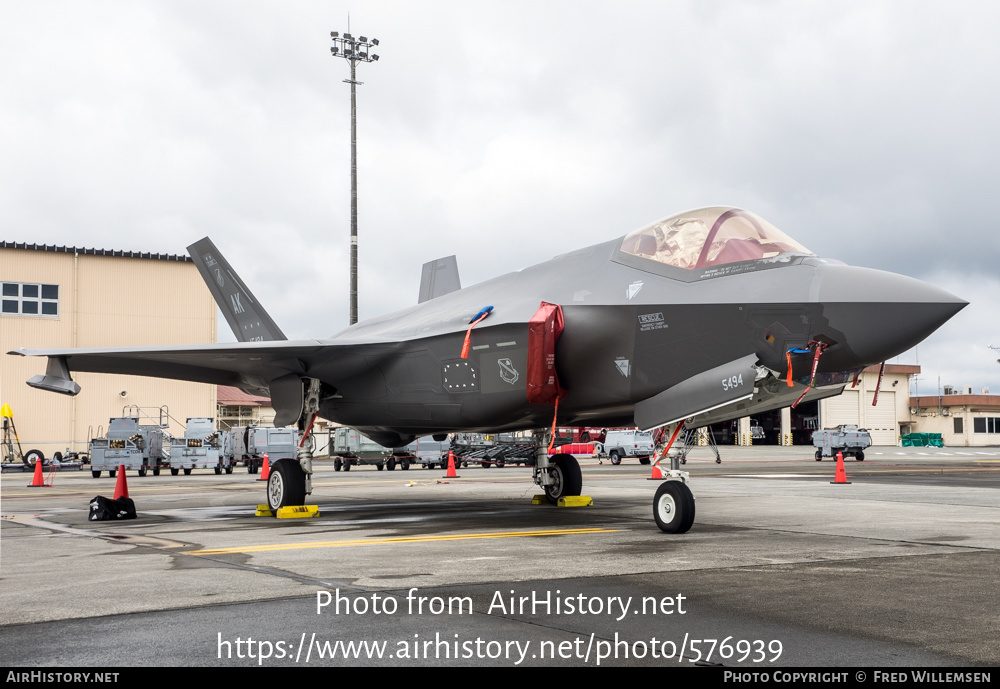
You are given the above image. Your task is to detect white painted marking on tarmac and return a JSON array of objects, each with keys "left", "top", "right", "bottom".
[
  {"left": 957, "top": 452, "right": 974, "bottom": 456},
  {"left": 976, "top": 452, "right": 992, "bottom": 455}
]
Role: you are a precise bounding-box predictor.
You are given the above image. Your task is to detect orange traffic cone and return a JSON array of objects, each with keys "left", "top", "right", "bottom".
[
  {"left": 113, "top": 464, "right": 129, "bottom": 499},
  {"left": 649, "top": 462, "right": 664, "bottom": 480},
  {"left": 443, "top": 451, "right": 460, "bottom": 478},
  {"left": 831, "top": 451, "right": 851, "bottom": 485},
  {"left": 27, "top": 457, "right": 46, "bottom": 487},
  {"left": 258, "top": 454, "right": 270, "bottom": 481}
]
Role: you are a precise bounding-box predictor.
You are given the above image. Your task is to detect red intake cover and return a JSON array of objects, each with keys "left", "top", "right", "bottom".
[{"left": 527, "top": 301, "right": 566, "bottom": 405}]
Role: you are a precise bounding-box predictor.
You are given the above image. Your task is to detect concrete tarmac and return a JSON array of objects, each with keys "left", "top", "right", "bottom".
[{"left": 1, "top": 446, "right": 998, "bottom": 667}]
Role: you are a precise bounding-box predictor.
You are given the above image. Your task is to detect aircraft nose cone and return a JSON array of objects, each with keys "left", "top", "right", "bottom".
[{"left": 815, "top": 265, "right": 966, "bottom": 368}]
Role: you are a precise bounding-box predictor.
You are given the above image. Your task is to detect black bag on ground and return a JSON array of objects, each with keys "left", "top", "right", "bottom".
[{"left": 89, "top": 495, "right": 137, "bottom": 521}]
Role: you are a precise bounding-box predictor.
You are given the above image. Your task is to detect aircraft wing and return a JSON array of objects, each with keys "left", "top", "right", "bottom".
[{"left": 10, "top": 340, "right": 334, "bottom": 396}]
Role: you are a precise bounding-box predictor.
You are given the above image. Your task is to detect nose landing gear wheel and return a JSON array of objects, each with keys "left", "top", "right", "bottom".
[
  {"left": 544, "top": 454, "right": 582, "bottom": 505},
  {"left": 653, "top": 481, "right": 695, "bottom": 534},
  {"left": 267, "top": 459, "right": 306, "bottom": 511}
]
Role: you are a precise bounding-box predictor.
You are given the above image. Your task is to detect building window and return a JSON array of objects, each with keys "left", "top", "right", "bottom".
[
  {"left": 1, "top": 282, "right": 59, "bottom": 317},
  {"left": 954, "top": 417, "right": 963, "bottom": 434},
  {"left": 973, "top": 417, "right": 999, "bottom": 434}
]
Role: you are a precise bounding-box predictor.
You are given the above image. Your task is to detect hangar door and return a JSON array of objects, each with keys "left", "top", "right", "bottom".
[
  {"left": 865, "top": 391, "right": 897, "bottom": 445},
  {"left": 824, "top": 390, "right": 860, "bottom": 428}
]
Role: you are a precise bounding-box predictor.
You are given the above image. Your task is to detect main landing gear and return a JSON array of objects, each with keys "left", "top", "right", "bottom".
[
  {"left": 266, "top": 378, "right": 321, "bottom": 512},
  {"left": 531, "top": 429, "right": 582, "bottom": 505}
]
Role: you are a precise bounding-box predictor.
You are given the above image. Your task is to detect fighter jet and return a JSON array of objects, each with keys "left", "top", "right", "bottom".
[{"left": 10, "top": 207, "right": 965, "bottom": 532}]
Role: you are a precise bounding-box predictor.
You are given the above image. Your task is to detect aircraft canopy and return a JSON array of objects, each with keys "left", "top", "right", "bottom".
[{"left": 620, "top": 207, "right": 813, "bottom": 271}]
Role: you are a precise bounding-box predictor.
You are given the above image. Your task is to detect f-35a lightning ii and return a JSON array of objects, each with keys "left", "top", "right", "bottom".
[{"left": 10, "top": 207, "right": 965, "bottom": 532}]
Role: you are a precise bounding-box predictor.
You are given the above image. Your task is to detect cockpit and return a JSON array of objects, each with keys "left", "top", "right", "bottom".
[{"left": 619, "top": 207, "right": 813, "bottom": 272}]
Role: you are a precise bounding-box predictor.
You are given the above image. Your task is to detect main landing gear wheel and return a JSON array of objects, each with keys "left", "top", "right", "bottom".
[
  {"left": 267, "top": 459, "right": 306, "bottom": 511},
  {"left": 653, "top": 481, "right": 695, "bottom": 534},
  {"left": 544, "top": 454, "right": 582, "bottom": 505}
]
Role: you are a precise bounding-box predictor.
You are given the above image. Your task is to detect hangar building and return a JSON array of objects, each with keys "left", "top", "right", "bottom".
[{"left": 0, "top": 242, "right": 217, "bottom": 460}]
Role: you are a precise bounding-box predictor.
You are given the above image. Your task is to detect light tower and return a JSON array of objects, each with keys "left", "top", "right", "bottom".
[{"left": 330, "top": 30, "right": 380, "bottom": 326}]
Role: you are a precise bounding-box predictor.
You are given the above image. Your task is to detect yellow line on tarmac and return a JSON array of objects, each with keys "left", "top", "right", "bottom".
[{"left": 186, "top": 527, "right": 617, "bottom": 556}]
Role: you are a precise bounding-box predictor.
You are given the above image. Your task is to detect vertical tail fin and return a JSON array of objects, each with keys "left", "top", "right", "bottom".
[
  {"left": 418, "top": 255, "right": 462, "bottom": 303},
  {"left": 186, "top": 237, "right": 287, "bottom": 342}
]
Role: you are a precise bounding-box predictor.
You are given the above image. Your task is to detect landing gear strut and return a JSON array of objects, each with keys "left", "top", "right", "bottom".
[
  {"left": 531, "top": 429, "right": 582, "bottom": 504},
  {"left": 651, "top": 421, "right": 696, "bottom": 534},
  {"left": 266, "top": 377, "right": 321, "bottom": 510}
]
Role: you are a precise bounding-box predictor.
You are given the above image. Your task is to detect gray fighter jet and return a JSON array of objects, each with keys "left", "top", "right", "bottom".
[{"left": 10, "top": 207, "right": 965, "bottom": 532}]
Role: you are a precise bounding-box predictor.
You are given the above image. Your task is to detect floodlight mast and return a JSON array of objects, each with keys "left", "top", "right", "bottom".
[{"left": 330, "top": 31, "right": 380, "bottom": 325}]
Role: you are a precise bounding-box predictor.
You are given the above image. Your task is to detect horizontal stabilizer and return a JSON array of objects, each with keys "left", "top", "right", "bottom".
[
  {"left": 187, "top": 237, "right": 287, "bottom": 342},
  {"left": 418, "top": 255, "right": 462, "bottom": 303},
  {"left": 634, "top": 354, "right": 759, "bottom": 431},
  {"left": 26, "top": 356, "right": 81, "bottom": 396}
]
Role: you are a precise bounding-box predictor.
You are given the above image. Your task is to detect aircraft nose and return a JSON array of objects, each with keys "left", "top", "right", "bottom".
[{"left": 814, "top": 265, "right": 966, "bottom": 368}]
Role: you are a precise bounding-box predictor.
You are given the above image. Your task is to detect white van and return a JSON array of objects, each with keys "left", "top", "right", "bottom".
[{"left": 598, "top": 429, "right": 655, "bottom": 465}]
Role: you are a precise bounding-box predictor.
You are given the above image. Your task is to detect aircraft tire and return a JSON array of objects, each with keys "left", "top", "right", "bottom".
[
  {"left": 653, "top": 481, "right": 695, "bottom": 534},
  {"left": 24, "top": 449, "right": 44, "bottom": 466},
  {"left": 92, "top": 470, "right": 101, "bottom": 479},
  {"left": 267, "top": 459, "right": 305, "bottom": 510},
  {"left": 544, "top": 454, "right": 582, "bottom": 505},
  {"left": 171, "top": 468, "right": 179, "bottom": 476},
  {"left": 609, "top": 451, "right": 621, "bottom": 465}
]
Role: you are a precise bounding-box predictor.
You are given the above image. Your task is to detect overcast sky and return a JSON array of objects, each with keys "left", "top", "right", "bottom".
[{"left": 2, "top": 1, "right": 998, "bottom": 396}]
